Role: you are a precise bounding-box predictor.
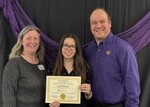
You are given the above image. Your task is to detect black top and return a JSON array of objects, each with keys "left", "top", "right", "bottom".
[{"left": 48, "top": 66, "right": 90, "bottom": 107}]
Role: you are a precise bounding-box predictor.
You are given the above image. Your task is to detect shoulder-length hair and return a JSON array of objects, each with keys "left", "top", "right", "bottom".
[
  {"left": 53, "top": 33, "right": 89, "bottom": 83},
  {"left": 9, "top": 25, "right": 45, "bottom": 61}
]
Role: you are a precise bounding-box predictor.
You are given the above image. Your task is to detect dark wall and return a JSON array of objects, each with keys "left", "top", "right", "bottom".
[{"left": 0, "top": 9, "right": 16, "bottom": 106}]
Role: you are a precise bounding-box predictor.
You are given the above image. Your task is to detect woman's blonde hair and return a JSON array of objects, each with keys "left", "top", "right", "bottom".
[{"left": 9, "top": 25, "right": 45, "bottom": 61}]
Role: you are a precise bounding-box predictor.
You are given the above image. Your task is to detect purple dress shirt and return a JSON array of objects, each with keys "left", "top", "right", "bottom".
[{"left": 83, "top": 32, "right": 140, "bottom": 107}]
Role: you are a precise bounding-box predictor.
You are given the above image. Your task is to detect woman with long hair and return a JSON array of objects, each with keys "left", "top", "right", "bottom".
[{"left": 49, "top": 33, "right": 92, "bottom": 107}]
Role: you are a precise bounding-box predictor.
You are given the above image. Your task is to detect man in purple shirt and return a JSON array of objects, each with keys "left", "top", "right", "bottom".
[{"left": 83, "top": 8, "right": 140, "bottom": 107}]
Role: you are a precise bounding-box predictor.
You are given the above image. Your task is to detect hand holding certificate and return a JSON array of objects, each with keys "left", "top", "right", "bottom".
[{"left": 45, "top": 76, "right": 81, "bottom": 104}]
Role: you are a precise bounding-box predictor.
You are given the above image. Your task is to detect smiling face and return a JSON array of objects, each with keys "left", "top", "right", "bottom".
[
  {"left": 62, "top": 37, "right": 76, "bottom": 60},
  {"left": 22, "top": 29, "right": 40, "bottom": 55},
  {"left": 90, "top": 9, "right": 111, "bottom": 44}
]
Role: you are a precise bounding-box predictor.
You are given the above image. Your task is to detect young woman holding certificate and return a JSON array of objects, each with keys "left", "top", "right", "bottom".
[{"left": 49, "top": 33, "right": 92, "bottom": 107}]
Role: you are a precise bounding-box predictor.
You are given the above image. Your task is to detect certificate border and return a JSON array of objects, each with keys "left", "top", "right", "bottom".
[{"left": 45, "top": 76, "right": 81, "bottom": 104}]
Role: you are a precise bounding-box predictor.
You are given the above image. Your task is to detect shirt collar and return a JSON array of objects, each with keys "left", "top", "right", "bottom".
[
  {"left": 93, "top": 32, "right": 113, "bottom": 46},
  {"left": 62, "top": 66, "right": 75, "bottom": 76}
]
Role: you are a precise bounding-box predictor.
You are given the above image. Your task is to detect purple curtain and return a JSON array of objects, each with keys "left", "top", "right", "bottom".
[
  {"left": 117, "top": 11, "right": 150, "bottom": 52},
  {"left": 0, "top": 0, "right": 150, "bottom": 64}
]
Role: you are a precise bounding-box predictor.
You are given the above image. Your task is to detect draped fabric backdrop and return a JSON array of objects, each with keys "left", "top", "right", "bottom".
[{"left": 0, "top": 0, "right": 150, "bottom": 107}]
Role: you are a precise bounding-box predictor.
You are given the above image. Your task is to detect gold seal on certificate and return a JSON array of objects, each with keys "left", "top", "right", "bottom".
[
  {"left": 60, "top": 93, "right": 66, "bottom": 100},
  {"left": 45, "top": 76, "right": 81, "bottom": 104}
]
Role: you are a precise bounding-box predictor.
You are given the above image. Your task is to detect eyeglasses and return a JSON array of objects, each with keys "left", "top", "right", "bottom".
[{"left": 62, "top": 44, "right": 76, "bottom": 50}]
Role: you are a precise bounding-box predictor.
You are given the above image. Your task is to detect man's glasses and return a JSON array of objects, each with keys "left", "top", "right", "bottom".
[{"left": 62, "top": 44, "right": 76, "bottom": 50}]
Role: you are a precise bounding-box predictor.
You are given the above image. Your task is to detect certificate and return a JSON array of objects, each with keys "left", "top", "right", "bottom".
[{"left": 45, "top": 76, "right": 81, "bottom": 104}]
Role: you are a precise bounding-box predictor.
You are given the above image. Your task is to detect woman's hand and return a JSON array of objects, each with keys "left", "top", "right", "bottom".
[
  {"left": 80, "top": 83, "right": 92, "bottom": 99},
  {"left": 49, "top": 101, "right": 60, "bottom": 107}
]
